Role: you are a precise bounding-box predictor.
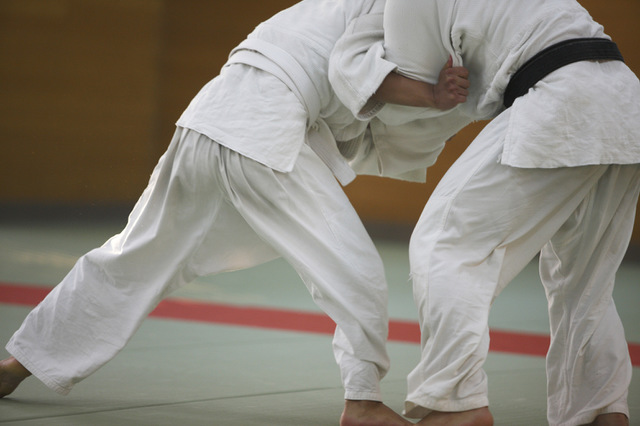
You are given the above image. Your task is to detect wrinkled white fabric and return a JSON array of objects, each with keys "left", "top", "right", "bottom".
[
  {"left": 7, "top": 128, "right": 390, "bottom": 401},
  {"left": 177, "top": 0, "right": 389, "bottom": 175},
  {"left": 503, "top": 60, "right": 640, "bottom": 168},
  {"left": 179, "top": 0, "right": 473, "bottom": 185},
  {"left": 383, "top": 0, "right": 640, "bottom": 168},
  {"left": 383, "top": 0, "right": 640, "bottom": 424},
  {"left": 328, "top": 9, "right": 473, "bottom": 182},
  {"left": 177, "top": 64, "right": 307, "bottom": 174},
  {"left": 405, "top": 112, "right": 638, "bottom": 425},
  {"left": 7, "top": 0, "right": 412, "bottom": 403}
]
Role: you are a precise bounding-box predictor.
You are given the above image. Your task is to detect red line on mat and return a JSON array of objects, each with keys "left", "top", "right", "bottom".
[{"left": 1, "top": 282, "right": 638, "bottom": 366}]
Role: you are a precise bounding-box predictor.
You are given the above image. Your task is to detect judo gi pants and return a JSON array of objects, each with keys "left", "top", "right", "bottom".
[
  {"left": 6, "top": 127, "right": 390, "bottom": 402},
  {"left": 405, "top": 112, "right": 639, "bottom": 426}
]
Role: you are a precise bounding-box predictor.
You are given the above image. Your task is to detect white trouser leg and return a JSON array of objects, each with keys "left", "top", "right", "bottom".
[
  {"left": 403, "top": 111, "right": 634, "bottom": 418},
  {"left": 7, "top": 128, "right": 390, "bottom": 400},
  {"left": 6, "top": 129, "right": 280, "bottom": 394},
  {"left": 541, "top": 165, "right": 639, "bottom": 426},
  {"left": 216, "top": 138, "right": 390, "bottom": 401}
]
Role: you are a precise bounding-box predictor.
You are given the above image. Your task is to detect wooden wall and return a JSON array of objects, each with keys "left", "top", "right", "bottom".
[
  {"left": 1, "top": 0, "right": 638, "bottom": 244},
  {"left": 0, "top": 0, "right": 295, "bottom": 204}
]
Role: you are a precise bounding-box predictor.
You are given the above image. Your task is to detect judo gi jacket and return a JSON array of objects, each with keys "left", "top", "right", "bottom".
[
  {"left": 382, "top": 0, "right": 640, "bottom": 169},
  {"left": 177, "top": 0, "right": 472, "bottom": 185}
]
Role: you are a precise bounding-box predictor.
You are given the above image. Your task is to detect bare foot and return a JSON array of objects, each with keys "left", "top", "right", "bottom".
[
  {"left": 340, "top": 399, "right": 414, "bottom": 426},
  {"left": 584, "top": 413, "right": 629, "bottom": 426},
  {"left": 416, "top": 407, "right": 493, "bottom": 426},
  {"left": 0, "top": 357, "right": 32, "bottom": 398}
]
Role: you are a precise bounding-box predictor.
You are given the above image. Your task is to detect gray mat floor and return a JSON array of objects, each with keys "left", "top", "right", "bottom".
[{"left": 1, "top": 217, "right": 638, "bottom": 425}]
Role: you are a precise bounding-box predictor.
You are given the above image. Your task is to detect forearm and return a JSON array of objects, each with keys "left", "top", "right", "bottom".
[
  {"left": 368, "top": 59, "right": 469, "bottom": 112},
  {"left": 370, "top": 71, "right": 437, "bottom": 108}
]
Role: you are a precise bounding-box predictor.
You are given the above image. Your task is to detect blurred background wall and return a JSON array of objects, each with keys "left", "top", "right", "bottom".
[{"left": 1, "top": 0, "right": 639, "bottom": 247}]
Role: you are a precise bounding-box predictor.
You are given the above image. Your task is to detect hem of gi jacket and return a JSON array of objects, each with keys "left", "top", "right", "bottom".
[
  {"left": 554, "top": 402, "right": 630, "bottom": 426},
  {"left": 403, "top": 394, "right": 489, "bottom": 419},
  {"left": 343, "top": 390, "right": 383, "bottom": 402},
  {"left": 6, "top": 340, "right": 72, "bottom": 396}
]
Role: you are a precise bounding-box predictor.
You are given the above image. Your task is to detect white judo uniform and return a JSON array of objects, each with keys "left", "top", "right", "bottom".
[
  {"left": 381, "top": 1, "right": 640, "bottom": 424},
  {"left": 5, "top": 0, "right": 460, "bottom": 403}
]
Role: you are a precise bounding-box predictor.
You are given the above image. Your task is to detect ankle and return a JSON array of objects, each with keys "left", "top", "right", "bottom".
[
  {"left": 588, "top": 413, "right": 629, "bottom": 426},
  {"left": 1, "top": 357, "right": 32, "bottom": 378},
  {"left": 341, "top": 400, "right": 411, "bottom": 426},
  {"left": 418, "top": 407, "right": 493, "bottom": 426}
]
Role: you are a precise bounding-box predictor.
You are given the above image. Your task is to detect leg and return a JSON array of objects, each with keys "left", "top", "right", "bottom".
[
  {"left": 405, "top": 111, "right": 610, "bottom": 422},
  {"left": 540, "top": 164, "right": 639, "bottom": 426},
  {"left": 341, "top": 400, "right": 413, "bottom": 426},
  {"left": 4, "top": 129, "right": 279, "bottom": 395},
  {"left": 0, "top": 357, "right": 31, "bottom": 398},
  {"left": 216, "top": 144, "right": 408, "bottom": 425},
  {"left": 3, "top": 132, "right": 404, "bottom": 423},
  {"left": 416, "top": 408, "right": 493, "bottom": 426},
  {"left": 584, "top": 413, "right": 629, "bottom": 426}
]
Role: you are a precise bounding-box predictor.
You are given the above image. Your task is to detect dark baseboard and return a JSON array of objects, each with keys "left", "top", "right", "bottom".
[
  {"left": 363, "top": 221, "right": 413, "bottom": 243},
  {"left": 0, "top": 203, "right": 133, "bottom": 224}
]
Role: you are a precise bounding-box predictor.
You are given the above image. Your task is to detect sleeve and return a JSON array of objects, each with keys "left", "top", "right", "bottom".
[
  {"left": 328, "top": 12, "right": 397, "bottom": 120},
  {"left": 383, "top": 0, "right": 454, "bottom": 83},
  {"left": 342, "top": 109, "right": 472, "bottom": 182}
]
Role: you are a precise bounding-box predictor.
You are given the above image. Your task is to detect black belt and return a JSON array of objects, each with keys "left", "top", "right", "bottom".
[{"left": 503, "top": 38, "right": 624, "bottom": 108}]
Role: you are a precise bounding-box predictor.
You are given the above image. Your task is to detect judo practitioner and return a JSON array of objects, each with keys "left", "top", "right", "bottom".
[
  {"left": 0, "top": 1, "right": 471, "bottom": 425},
  {"left": 378, "top": 0, "right": 640, "bottom": 425}
]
